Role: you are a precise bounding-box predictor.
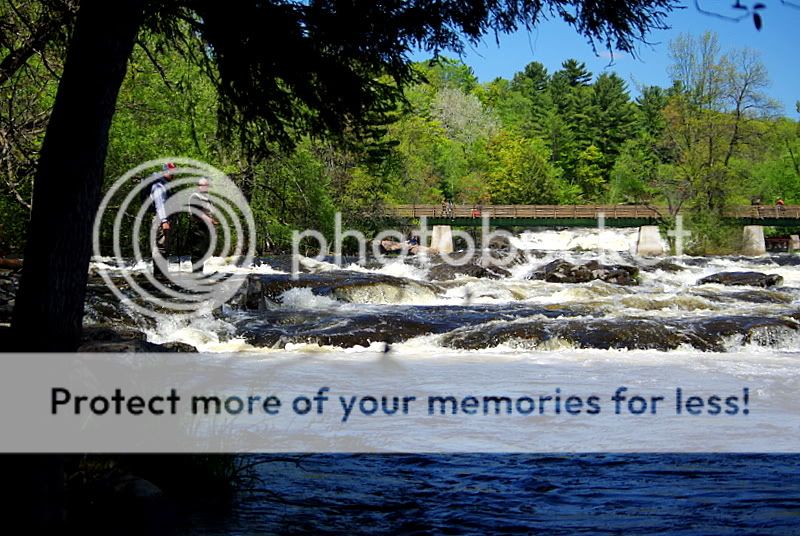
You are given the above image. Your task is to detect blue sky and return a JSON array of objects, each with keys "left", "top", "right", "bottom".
[{"left": 413, "top": 3, "right": 798, "bottom": 116}]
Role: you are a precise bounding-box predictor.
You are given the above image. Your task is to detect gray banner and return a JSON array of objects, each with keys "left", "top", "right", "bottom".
[{"left": 0, "top": 352, "right": 796, "bottom": 452}]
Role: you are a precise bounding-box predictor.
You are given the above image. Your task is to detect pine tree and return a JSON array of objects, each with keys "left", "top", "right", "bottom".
[{"left": 590, "top": 72, "right": 637, "bottom": 179}]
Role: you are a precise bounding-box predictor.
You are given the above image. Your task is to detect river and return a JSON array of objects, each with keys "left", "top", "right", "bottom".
[{"left": 84, "top": 227, "right": 800, "bottom": 534}]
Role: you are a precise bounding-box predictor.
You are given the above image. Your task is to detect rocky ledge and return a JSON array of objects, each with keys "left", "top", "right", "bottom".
[
  {"left": 527, "top": 259, "right": 640, "bottom": 286},
  {"left": 697, "top": 271, "right": 783, "bottom": 288},
  {"left": 441, "top": 314, "right": 800, "bottom": 352}
]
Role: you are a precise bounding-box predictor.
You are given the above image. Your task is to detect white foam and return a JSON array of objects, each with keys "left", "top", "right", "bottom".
[
  {"left": 144, "top": 313, "right": 238, "bottom": 352},
  {"left": 510, "top": 228, "right": 643, "bottom": 252},
  {"left": 279, "top": 287, "right": 340, "bottom": 309},
  {"left": 344, "top": 258, "right": 430, "bottom": 281}
]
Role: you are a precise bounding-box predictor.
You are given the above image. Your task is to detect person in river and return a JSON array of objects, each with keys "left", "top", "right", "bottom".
[
  {"left": 149, "top": 162, "right": 176, "bottom": 278},
  {"left": 187, "top": 177, "right": 218, "bottom": 273}
]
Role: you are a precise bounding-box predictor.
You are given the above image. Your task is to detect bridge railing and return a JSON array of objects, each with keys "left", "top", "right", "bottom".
[
  {"left": 724, "top": 205, "right": 800, "bottom": 220},
  {"left": 389, "top": 204, "right": 800, "bottom": 220},
  {"left": 389, "top": 204, "right": 664, "bottom": 219}
]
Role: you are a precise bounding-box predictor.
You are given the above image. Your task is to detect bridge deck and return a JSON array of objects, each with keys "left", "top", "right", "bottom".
[{"left": 387, "top": 204, "right": 800, "bottom": 227}]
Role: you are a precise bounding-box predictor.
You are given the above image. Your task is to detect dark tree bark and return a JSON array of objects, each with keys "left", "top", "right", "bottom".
[
  {"left": 5, "top": 0, "right": 146, "bottom": 527},
  {"left": 11, "top": 0, "right": 146, "bottom": 351}
]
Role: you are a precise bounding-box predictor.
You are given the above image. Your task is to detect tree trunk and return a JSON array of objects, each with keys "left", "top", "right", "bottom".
[{"left": 11, "top": 0, "right": 146, "bottom": 351}]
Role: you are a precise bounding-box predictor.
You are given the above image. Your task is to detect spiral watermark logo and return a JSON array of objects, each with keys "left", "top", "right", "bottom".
[{"left": 92, "top": 158, "right": 255, "bottom": 320}]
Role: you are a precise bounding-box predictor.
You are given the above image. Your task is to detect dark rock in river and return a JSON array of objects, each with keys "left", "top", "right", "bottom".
[
  {"left": 688, "top": 316, "right": 800, "bottom": 350},
  {"left": 639, "top": 259, "right": 685, "bottom": 273},
  {"left": 83, "top": 276, "right": 157, "bottom": 330},
  {"left": 697, "top": 271, "right": 783, "bottom": 288},
  {"left": 79, "top": 326, "right": 197, "bottom": 352},
  {"left": 442, "top": 318, "right": 691, "bottom": 351},
  {"left": 441, "top": 314, "right": 800, "bottom": 352},
  {"left": 229, "top": 272, "right": 441, "bottom": 308},
  {"left": 767, "top": 254, "right": 800, "bottom": 267},
  {"left": 237, "top": 304, "right": 587, "bottom": 349},
  {"left": 427, "top": 262, "right": 511, "bottom": 281},
  {"left": 527, "top": 259, "right": 639, "bottom": 286},
  {"left": 691, "top": 288, "right": 793, "bottom": 305},
  {"left": 423, "top": 241, "right": 528, "bottom": 281}
]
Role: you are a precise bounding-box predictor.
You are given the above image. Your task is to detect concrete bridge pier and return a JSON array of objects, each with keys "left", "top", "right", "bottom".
[
  {"left": 431, "top": 225, "right": 454, "bottom": 254},
  {"left": 635, "top": 226, "right": 665, "bottom": 256},
  {"left": 741, "top": 225, "right": 766, "bottom": 256}
]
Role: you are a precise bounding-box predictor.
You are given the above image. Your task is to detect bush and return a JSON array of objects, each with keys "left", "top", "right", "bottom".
[{"left": 683, "top": 211, "right": 741, "bottom": 255}]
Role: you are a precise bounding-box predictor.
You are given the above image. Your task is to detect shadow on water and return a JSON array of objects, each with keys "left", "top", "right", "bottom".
[{"left": 180, "top": 454, "right": 800, "bottom": 535}]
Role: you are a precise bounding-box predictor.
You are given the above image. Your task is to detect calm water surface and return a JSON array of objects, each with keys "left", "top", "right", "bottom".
[{"left": 181, "top": 454, "right": 800, "bottom": 535}]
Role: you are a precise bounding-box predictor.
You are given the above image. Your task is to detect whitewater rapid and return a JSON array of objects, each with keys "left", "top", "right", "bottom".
[{"left": 87, "top": 227, "right": 799, "bottom": 359}]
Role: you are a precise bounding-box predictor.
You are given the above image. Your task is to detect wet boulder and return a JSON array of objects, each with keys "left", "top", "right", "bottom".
[
  {"left": 639, "top": 259, "right": 685, "bottom": 273},
  {"left": 483, "top": 247, "right": 531, "bottom": 268},
  {"left": 691, "top": 288, "right": 793, "bottom": 305},
  {"left": 240, "top": 314, "right": 436, "bottom": 348},
  {"left": 442, "top": 318, "right": 692, "bottom": 351},
  {"left": 697, "top": 271, "right": 783, "bottom": 288},
  {"left": 230, "top": 275, "right": 298, "bottom": 309},
  {"left": 229, "top": 272, "right": 441, "bottom": 308},
  {"left": 79, "top": 326, "right": 197, "bottom": 352},
  {"left": 427, "top": 262, "right": 511, "bottom": 281},
  {"left": 769, "top": 255, "right": 800, "bottom": 267},
  {"left": 376, "top": 240, "right": 434, "bottom": 256},
  {"left": 687, "top": 316, "right": 800, "bottom": 350},
  {"left": 441, "top": 314, "right": 800, "bottom": 352},
  {"left": 567, "top": 318, "right": 699, "bottom": 350},
  {"left": 237, "top": 304, "right": 585, "bottom": 349},
  {"left": 527, "top": 259, "right": 639, "bottom": 286},
  {"left": 483, "top": 235, "right": 534, "bottom": 265},
  {"left": 329, "top": 277, "right": 439, "bottom": 304},
  {"left": 441, "top": 320, "right": 550, "bottom": 350}
]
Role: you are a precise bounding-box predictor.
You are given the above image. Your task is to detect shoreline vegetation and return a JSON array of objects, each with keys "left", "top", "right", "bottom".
[{"left": 3, "top": 27, "right": 799, "bottom": 258}]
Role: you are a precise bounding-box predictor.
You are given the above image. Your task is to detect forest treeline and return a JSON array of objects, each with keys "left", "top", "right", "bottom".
[{"left": 2, "top": 20, "right": 799, "bottom": 254}]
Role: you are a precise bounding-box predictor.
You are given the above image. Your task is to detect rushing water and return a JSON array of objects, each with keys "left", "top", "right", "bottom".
[{"left": 87, "top": 227, "right": 800, "bottom": 533}]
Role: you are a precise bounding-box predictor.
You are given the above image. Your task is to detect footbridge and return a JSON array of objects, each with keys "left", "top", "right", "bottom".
[
  {"left": 386, "top": 204, "right": 800, "bottom": 256},
  {"left": 388, "top": 204, "right": 800, "bottom": 228}
]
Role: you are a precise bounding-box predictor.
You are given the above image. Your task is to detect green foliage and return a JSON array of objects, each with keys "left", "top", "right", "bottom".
[
  {"left": 4, "top": 15, "right": 800, "bottom": 258},
  {"left": 608, "top": 139, "right": 656, "bottom": 203},
  {"left": 106, "top": 42, "right": 219, "bottom": 179},
  {"left": 416, "top": 57, "right": 480, "bottom": 94},
  {"left": 0, "top": 193, "right": 28, "bottom": 254},
  {"left": 684, "top": 211, "right": 741, "bottom": 256},
  {"left": 246, "top": 141, "right": 337, "bottom": 253},
  {"left": 0, "top": 2, "right": 69, "bottom": 251},
  {"left": 485, "top": 132, "right": 561, "bottom": 204},
  {"left": 574, "top": 145, "right": 606, "bottom": 200},
  {"left": 590, "top": 73, "right": 637, "bottom": 176}
]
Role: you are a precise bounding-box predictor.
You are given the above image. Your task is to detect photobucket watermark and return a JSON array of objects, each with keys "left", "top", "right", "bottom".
[
  {"left": 292, "top": 213, "right": 528, "bottom": 279},
  {"left": 291, "top": 211, "right": 691, "bottom": 278},
  {"left": 92, "top": 158, "right": 255, "bottom": 320}
]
